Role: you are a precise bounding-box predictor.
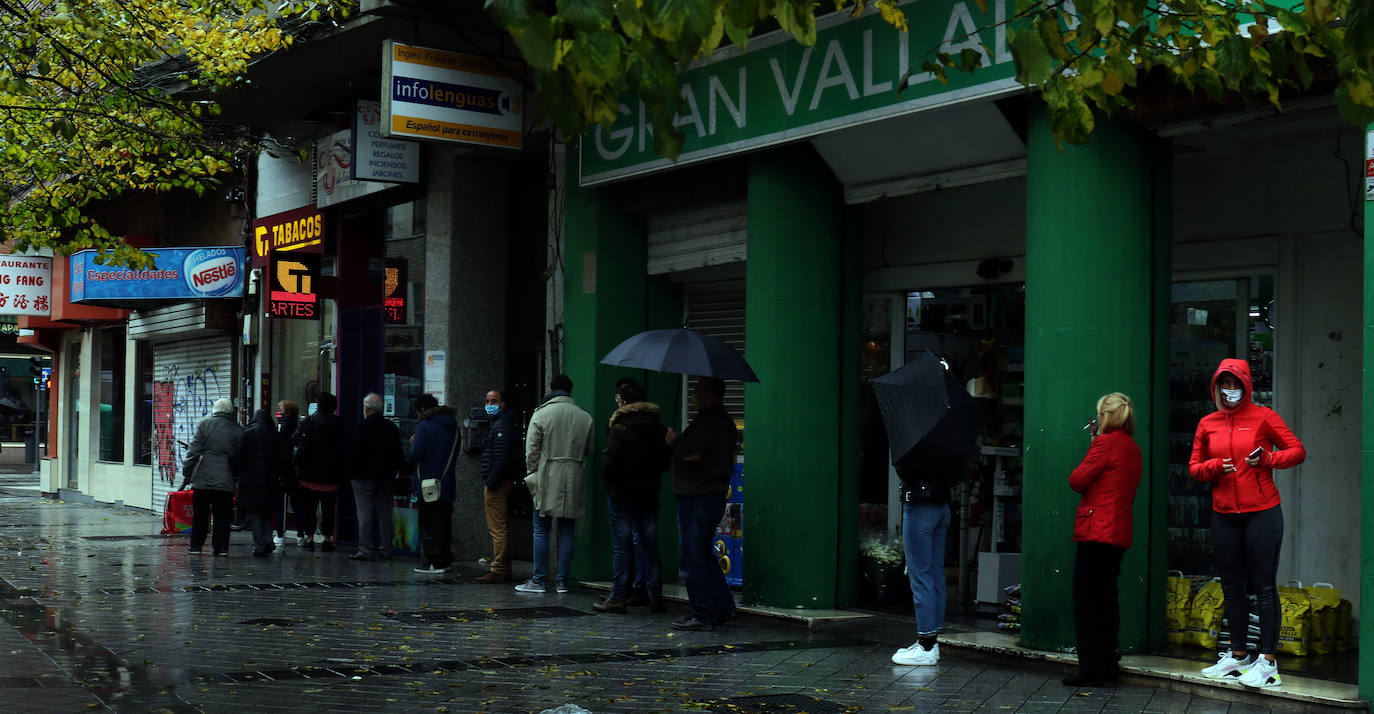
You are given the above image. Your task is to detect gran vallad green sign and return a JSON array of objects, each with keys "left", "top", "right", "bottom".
[{"left": 580, "top": 0, "right": 1021, "bottom": 186}]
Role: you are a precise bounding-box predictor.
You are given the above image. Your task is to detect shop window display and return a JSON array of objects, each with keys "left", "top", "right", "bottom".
[
  {"left": 858, "top": 284, "right": 1026, "bottom": 608},
  {"left": 98, "top": 325, "right": 126, "bottom": 462}
]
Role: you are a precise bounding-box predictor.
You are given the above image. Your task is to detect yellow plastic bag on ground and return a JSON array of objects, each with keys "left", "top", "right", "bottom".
[
  {"left": 1277, "top": 581, "right": 1312, "bottom": 656},
  {"left": 1335, "top": 599, "right": 1354, "bottom": 651},
  {"left": 1306, "top": 583, "right": 1342, "bottom": 656},
  {"left": 1184, "top": 579, "right": 1224, "bottom": 649},
  {"left": 1165, "top": 570, "right": 1190, "bottom": 645}
]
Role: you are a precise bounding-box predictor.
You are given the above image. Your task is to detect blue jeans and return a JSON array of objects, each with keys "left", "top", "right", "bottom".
[
  {"left": 609, "top": 498, "right": 661, "bottom": 601},
  {"left": 678, "top": 493, "right": 734, "bottom": 622},
  {"left": 532, "top": 509, "right": 575, "bottom": 584},
  {"left": 903, "top": 501, "right": 951, "bottom": 636}
]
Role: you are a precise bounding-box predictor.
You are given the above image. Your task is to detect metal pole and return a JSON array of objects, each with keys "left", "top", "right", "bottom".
[{"left": 33, "top": 379, "right": 42, "bottom": 475}]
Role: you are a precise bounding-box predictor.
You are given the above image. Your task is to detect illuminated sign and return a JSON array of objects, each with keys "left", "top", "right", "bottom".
[
  {"left": 0, "top": 256, "right": 52, "bottom": 316},
  {"left": 267, "top": 254, "right": 320, "bottom": 320},
  {"left": 71, "top": 248, "right": 243, "bottom": 302},
  {"left": 251, "top": 205, "right": 324, "bottom": 267},
  {"left": 384, "top": 258, "right": 407, "bottom": 324},
  {"left": 381, "top": 41, "right": 525, "bottom": 149}
]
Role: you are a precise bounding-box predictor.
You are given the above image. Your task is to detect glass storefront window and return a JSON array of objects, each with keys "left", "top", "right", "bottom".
[
  {"left": 135, "top": 342, "right": 153, "bottom": 465},
  {"left": 98, "top": 326, "right": 125, "bottom": 462},
  {"left": 1167, "top": 275, "right": 1275, "bottom": 575},
  {"left": 384, "top": 199, "right": 425, "bottom": 437}
]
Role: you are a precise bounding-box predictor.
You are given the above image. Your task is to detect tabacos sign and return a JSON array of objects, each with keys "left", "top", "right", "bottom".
[
  {"left": 71, "top": 247, "right": 243, "bottom": 302},
  {"left": 267, "top": 253, "right": 320, "bottom": 320},
  {"left": 251, "top": 205, "right": 324, "bottom": 267},
  {"left": 580, "top": 0, "right": 1019, "bottom": 185}
]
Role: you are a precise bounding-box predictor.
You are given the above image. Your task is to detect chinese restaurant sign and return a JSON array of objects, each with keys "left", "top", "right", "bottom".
[
  {"left": 252, "top": 206, "right": 324, "bottom": 268},
  {"left": 0, "top": 256, "right": 51, "bottom": 316},
  {"left": 268, "top": 253, "right": 320, "bottom": 320},
  {"left": 71, "top": 248, "right": 242, "bottom": 302},
  {"left": 382, "top": 41, "right": 525, "bottom": 149},
  {"left": 579, "top": 0, "right": 1019, "bottom": 185}
]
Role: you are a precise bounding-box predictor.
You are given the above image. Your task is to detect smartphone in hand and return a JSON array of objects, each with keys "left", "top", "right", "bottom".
[{"left": 1248, "top": 446, "right": 1264, "bottom": 460}]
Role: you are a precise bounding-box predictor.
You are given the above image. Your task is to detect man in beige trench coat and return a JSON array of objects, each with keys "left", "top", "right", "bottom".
[{"left": 516, "top": 374, "right": 595, "bottom": 594}]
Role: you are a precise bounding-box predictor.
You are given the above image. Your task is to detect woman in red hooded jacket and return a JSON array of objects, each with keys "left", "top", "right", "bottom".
[
  {"left": 1190, "top": 358, "right": 1305, "bottom": 689},
  {"left": 1064, "top": 392, "right": 1141, "bottom": 687}
]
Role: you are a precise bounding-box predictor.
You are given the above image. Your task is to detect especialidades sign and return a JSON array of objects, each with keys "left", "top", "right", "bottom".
[
  {"left": 381, "top": 40, "right": 525, "bottom": 150},
  {"left": 70, "top": 247, "right": 244, "bottom": 303},
  {"left": 0, "top": 255, "right": 52, "bottom": 316},
  {"left": 579, "top": 0, "right": 1020, "bottom": 186}
]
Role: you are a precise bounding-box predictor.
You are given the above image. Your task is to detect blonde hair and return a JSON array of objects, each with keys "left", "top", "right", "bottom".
[{"left": 1096, "top": 392, "right": 1135, "bottom": 436}]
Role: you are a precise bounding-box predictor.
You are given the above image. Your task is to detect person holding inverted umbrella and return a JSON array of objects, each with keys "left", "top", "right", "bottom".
[
  {"left": 601, "top": 328, "right": 756, "bottom": 630},
  {"left": 871, "top": 351, "right": 986, "bottom": 666}
]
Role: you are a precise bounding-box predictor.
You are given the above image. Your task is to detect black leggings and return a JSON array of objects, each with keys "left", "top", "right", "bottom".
[
  {"left": 1073, "top": 541, "right": 1125, "bottom": 679},
  {"left": 1213, "top": 505, "right": 1283, "bottom": 654}
]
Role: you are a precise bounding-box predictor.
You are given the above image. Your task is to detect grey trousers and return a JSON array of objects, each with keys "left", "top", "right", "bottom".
[
  {"left": 249, "top": 510, "right": 275, "bottom": 554},
  {"left": 352, "top": 480, "right": 395, "bottom": 557}
]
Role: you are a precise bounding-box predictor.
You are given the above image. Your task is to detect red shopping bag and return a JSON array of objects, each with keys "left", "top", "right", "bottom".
[{"left": 161, "top": 490, "right": 194, "bottom": 534}]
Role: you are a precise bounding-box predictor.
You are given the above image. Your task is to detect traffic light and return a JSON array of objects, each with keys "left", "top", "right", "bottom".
[{"left": 27, "top": 357, "right": 41, "bottom": 384}]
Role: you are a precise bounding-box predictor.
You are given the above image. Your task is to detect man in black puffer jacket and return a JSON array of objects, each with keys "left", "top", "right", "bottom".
[
  {"left": 475, "top": 388, "right": 519, "bottom": 584},
  {"left": 593, "top": 378, "right": 670, "bottom": 613},
  {"left": 234, "top": 409, "right": 284, "bottom": 557}
]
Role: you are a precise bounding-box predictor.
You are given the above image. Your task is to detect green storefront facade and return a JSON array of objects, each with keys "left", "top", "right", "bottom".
[{"left": 559, "top": 4, "right": 1372, "bottom": 701}]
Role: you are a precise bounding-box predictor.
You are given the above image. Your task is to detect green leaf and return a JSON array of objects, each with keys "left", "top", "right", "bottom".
[
  {"left": 644, "top": 0, "right": 718, "bottom": 42},
  {"left": 1193, "top": 66, "right": 1224, "bottom": 99},
  {"left": 485, "top": 0, "right": 532, "bottom": 32},
  {"left": 558, "top": 0, "right": 614, "bottom": 31},
  {"left": 1347, "top": 0, "right": 1374, "bottom": 64},
  {"left": 723, "top": 0, "right": 760, "bottom": 30},
  {"left": 1213, "top": 36, "right": 1253, "bottom": 88},
  {"left": 773, "top": 0, "right": 817, "bottom": 45},
  {"left": 568, "top": 30, "right": 626, "bottom": 86},
  {"left": 1105, "top": 53, "right": 1137, "bottom": 87},
  {"left": 1011, "top": 28, "right": 1055, "bottom": 85},
  {"left": 723, "top": 17, "right": 751, "bottom": 49},
  {"left": 512, "top": 12, "right": 559, "bottom": 71},
  {"left": 617, "top": 0, "right": 646, "bottom": 40},
  {"left": 1336, "top": 75, "right": 1374, "bottom": 125},
  {"left": 1037, "top": 13, "right": 1073, "bottom": 62}
]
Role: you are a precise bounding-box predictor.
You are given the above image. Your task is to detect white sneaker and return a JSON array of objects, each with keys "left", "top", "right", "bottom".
[
  {"left": 515, "top": 578, "right": 547, "bottom": 593},
  {"left": 891, "top": 642, "right": 939, "bottom": 666},
  {"left": 555, "top": 579, "right": 571, "bottom": 594},
  {"left": 1200, "top": 651, "right": 1252, "bottom": 680},
  {"left": 1238, "top": 656, "right": 1280, "bottom": 688},
  {"left": 272, "top": 535, "right": 284, "bottom": 548},
  {"left": 296, "top": 535, "right": 305, "bottom": 547}
]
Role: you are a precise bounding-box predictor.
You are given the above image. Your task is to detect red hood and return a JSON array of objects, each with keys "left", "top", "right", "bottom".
[{"left": 1210, "top": 358, "right": 1254, "bottom": 411}]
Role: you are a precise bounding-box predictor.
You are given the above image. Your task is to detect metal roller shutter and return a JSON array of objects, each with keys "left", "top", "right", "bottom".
[
  {"left": 647, "top": 202, "right": 747, "bottom": 275},
  {"left": 685, "top": 280, "right": 746, "bottom": 424},
  {"left": 150, "top": 337, "right": 235, "bottom": 510}
]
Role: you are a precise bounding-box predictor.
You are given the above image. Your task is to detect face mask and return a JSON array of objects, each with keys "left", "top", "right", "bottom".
[
  {"left": 1221, "top": 387, "right": 1243, "bottom": 406},
  {"left": 484, "top": 404, "right": 499, "bottom": 416}
]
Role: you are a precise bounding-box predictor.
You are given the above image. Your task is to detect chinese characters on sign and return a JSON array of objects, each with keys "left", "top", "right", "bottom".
[{"left": 0, "top": 256, "right": 52, "bottom": 316}]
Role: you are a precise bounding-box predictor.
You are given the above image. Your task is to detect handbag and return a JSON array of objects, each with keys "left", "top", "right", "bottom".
[{"left": 421, "top": 429, "right": 460, "bottom": 503}]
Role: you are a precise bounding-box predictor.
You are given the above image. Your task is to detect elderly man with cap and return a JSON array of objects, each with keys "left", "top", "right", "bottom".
[{"left": 184, "top": 398, "right": 243, "bottom": 556}]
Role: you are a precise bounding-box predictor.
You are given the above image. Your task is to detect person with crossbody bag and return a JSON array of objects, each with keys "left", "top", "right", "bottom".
[{"left": 408, "top": 394, "right": 460, "bottom": 574}]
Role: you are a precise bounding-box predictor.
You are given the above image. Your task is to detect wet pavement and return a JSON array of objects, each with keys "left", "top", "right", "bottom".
[{"left": 0, "top": 485, "right": 1327, "bottom": 712}]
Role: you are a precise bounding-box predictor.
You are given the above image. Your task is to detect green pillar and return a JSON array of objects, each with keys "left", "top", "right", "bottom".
[
  {"left": 744, "top": 146, "right": 848, "bottom": 608},
  {"left": 1021, "top": 110, "right": 1165, "bottom": 652},
  {"left": 1361, "top": 122, "right": 1374, "bottom": 702},
  {"left": 646, "top": 275, "right": 685, "bottom": 579},
  {"left": 563, "top": 145, "right": 647, "bottom": 583}
]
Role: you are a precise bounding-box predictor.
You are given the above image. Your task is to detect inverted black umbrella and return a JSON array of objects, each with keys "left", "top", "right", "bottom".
[
  {"left": 871, "top": 350, "right": 985, "bottom": 467},
  {"left": 600, "top": 328, "right": 760, "bottom": 382}
]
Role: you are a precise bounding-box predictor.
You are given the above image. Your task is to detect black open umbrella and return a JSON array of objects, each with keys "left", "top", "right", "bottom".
[
  {"left": 600, "top": 328, "right": 760, "bottom": 382},
  {"left": 871, "top": 350, "right": 985, "bottom": 468}
]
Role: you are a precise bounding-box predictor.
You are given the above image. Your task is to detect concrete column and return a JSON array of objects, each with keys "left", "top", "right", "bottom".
[
  {"left": 744, "top": 146, "right": 849, "bottom": 609},
  {"left": 562, "top": 145, "right": 647, "bottom": 583},
  {"left": 425, "top": 147, "right": 510, "bottom": 561},
  {"left": 1020, "top": 109, "right": 1166, "bottom": 652}
]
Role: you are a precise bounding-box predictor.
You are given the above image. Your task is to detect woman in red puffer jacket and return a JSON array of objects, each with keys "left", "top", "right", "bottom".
[
  {"left": 1190, "top": 358, "right": 1305, "bottom": 689},
  {"left": 1064, "top": 392, "right": 1141, "bottom": 688}
]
